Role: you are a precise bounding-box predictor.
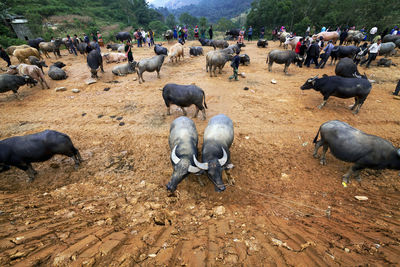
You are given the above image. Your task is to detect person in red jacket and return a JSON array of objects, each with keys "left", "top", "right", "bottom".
[
  {"left": 194, "top": 26, "right": 199, "bottom": 39},
  {"left": 295, "top": 38, "right": 303, "bottom": 54}
]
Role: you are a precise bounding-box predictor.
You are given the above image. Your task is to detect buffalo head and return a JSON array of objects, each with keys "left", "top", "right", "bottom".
[{"left": 301, "top": 75, "right": 319, "bottom": 90}]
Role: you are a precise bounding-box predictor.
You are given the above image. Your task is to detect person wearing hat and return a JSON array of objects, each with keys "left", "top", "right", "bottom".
[
  {"left": 194, "top": 25, "right": 199, "bottom": 39},
  {"left": 0, "top": 46, "right": 11, "bottom": 67}
]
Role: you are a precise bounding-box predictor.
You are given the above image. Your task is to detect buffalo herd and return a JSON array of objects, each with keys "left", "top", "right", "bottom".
[{"left": 1, "top": 29, "right": 400, "bottom": 193}]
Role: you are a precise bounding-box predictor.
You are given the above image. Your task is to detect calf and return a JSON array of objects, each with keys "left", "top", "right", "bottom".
[
  {"left": 335, "top": 57, "right": 361, "bottom": 77},
  {"left": 48, "top": 64, "right": 67, "bottom": 80},
  {"left": 300, "top": 74, "right": 371, "bottom": 114},
  {"left": 168, "top": 43, "right": 184, "bottom": 63},
  {"left": 211, "top": 40, "right": 229, "bottom": 50},
  {"left": 313, "top": 120, "right": 400, "bottom": 185},
  {"left": 193, "top": 114, "right": 234, "bottom": 192},
  {"left": 154, "top": 44, "right": 168, "bottom": 55},
  {"left": 87, "top": 50, "right": 104, "bottom": 78},
  {"left": 162, "top": 83, "right": 207, "bottom": 120},
  {"left": 257, "top": 39, "right": 268, "bottom": 48},
  {"left": 136, "top": 55, "right": 165, "bottom": 84},
  {"left": 0, "top": 130, "right": 82, "bottom": 182},
  {"left": 239, "top": 54, "right": 250, "bottom": 65},
  {"left": 266, "top": 49, "right": 303, "bottom": 74},
  {"left": 167, "top": 117, "right": 201, "bottom": 192},
  {"left": 28, "top": 56, "right": 48, "bottom": 74},
  {"left": 0, "top": 74, "right": 37, "bottom": 99},
  {"left": 189, "top": 47, "right": 203, "bottom": 56}
]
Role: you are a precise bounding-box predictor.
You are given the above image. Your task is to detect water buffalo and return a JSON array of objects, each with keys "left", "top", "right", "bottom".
[
  {"left": 284, "top": 36, "right": 302, "bottom": 50},
  {"left": 163, "top": 30, "right": 174, "bottom": 42},
  {"left": 77, "top": 42, "right": 88, "bottom": 55},
  {"left": 13, "top": 47, "right": 41, "bottom": 63},
  {"left": 87, "top": 50, "right": 104, "bottom": 78},
  {"left": 0, "top": 130, "right": 82, "bottom": 182},
  {"left": 48, "top": 63, "right": 67, "bottom": 80},
  {"left": 222, "top": 44, "right": 241, "bottom": 54},
  {"left": 211, "top": 40, "right": 229, "bottom": 50},
  {"left": 28, "top": 56, "right": 47, "bottom": 74},
  {"left": 0, "top": 74, "right": 37, "bottom": 99},
  {"left": 193, "top": 114, "right": 234, "bottom": 192},
  {"left": 115, "top": 32, "right": 132, "bottom": 42},
  {"left": 300, "top": 74, "right": 371, "bottom": 114},
  {"left": 206, "top": 50, "right": 233, "bottom": 77},
  {"left": 199, "top": 38, "right": 212, "bottom": 46},
  {"left": 154, "top": 44, "right": 168, "bottom": 55},
  {"left": 189, "top": 46, "right": 203, "bottom": 56},
  {"left": 239, "top": 54, "right": 250, "bottom": 65},
  {"left": 112, "top": 61, "right": 136, "bottom": 76},
  {"left": 167, "top": 117, "right": 201, "bottom": 192},
  {"left": 106, "top": 43, "right": 123, "bottom": 51},
  {"left": 225, "top": 29, "right": 240, "bottom": 39},
  {"left": 257, "top": 39, "right": 268, "bottom": 48},
  {"left": 313, "top": 120, "right": 400, "bottom": 184},
  {"left": 6, "top": 45, "right": 30, "bottom": 56},
  {"left": 7, "top": 64, "right": 50, "bottom": 89},
  {"left": 335, "top": 58, "right": 361, "bottom": 78},
  {"left": 168, "top": 43, "right": 184, "bottom": 63},
  {"left": 162, "top": 83, "right": 207, "bottom": 120},
  {"left": 313, "top": 31, "right": 339, "bottom": 43},
  {"left": 136, "top": 55, "right": 165, "bottom": 84},
  {"left": 379, "top": 42, "right": 396, "bottom": 57},
  {"left": 266, "top": 49, "right": 303, "bottom": 74},
  {"left": 28, "top": 37, "right": 45, "bottom": 50},
  {"left": 39, "top": 39, "right": 63, "bottom": 58},
  {"left": 382, "top": 34, "right": 400, "bottom": 43},
  {"left": 103, "top": 52, "right": 127, "bottom": 63},
  {"left": 376, "top": 58, "right": 396, "bottom": 67},
  {"left": 279, "top": 32, "right": 290, "bottom": 47},
  {"left": 329, "top": 45, "right": 360, "bottom": 65},
  {"left": 395, "top": 39, "right": 400, "bottom": 49}
]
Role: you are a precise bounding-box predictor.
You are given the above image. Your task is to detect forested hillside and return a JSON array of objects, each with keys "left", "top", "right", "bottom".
[{"left": 247, "top": 0, "right": 400, "bottom": 37}]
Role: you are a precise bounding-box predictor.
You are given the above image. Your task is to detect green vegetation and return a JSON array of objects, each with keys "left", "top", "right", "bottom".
[{"left": 247, "top": 0, "right": 400, "bottom": 38}]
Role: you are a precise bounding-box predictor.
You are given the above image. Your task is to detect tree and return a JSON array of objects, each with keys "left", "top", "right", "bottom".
[
  {"left": 179, "top": 12, "right": 198, "bottom": 26},
  {"left": 166, "top": 14, "right": 176, "bottom": 29},
  {"left": 199, "top": 17, "right": 208, "bottom": 29},
  {"left": 148, "top": 20, "right": 168, "bottom": 35},
  {"left": 215, "top": 17, "right": 235, "bottom": 32}
]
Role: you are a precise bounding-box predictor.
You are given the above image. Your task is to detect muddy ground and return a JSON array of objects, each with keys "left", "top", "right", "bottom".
[{"left": 0, "top": 40, "right": 400, "bottom": 266}]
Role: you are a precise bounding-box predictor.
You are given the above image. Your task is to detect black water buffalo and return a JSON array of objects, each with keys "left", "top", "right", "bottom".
[
  {"left": 0, "top": 74, "right": 37, "bottom": 99},
  {"left": 77, "top": 42, "right": 88, "bottom": 55},
  {"left": 0, "top": 130, "right": 82, "bottom": 182},
  {"left": 154, "top": 44, "right": 168, "bottom": 55},
  {"left": 136, "top": 55, "right": 165, "bottom": 84},
  {"left": 199, "top": 38, "right": 212, "bottom": 46},
  {"left": 107, "top": 43, "right": 123, "bottom": 51},
  {"left": 330, "top": 46, "right": 360, "bottom": 65},
  {"left": 189, "top": 46, "right": 203, "bottom": 56},
  {"left": 48, "top": 63, "right": 67, "bottom": 80},
  {"left": 163, "top": 30, "right": 174, "bottom": 41},
  {"left": 162, "top": 83, "right": 207, "bottom": 120},
  {"left": 167, "top": 117, "right": 201, "bottom": 192},
  {"left": 28, "top": 56, "right": 47, "bottom": 74},
  {"left": 239, "top": 54, "right": 250, "bottom": 65},
  {"left": 211, "top": 40, "right": 229, "bottom": 50},
  {"left": 115, "top": 32, "right": 132, "bottom": 42},
  {"left": 225, "top": 29, "right": 240, "bottom": 39},
  {"left": 377, "top": 58, "right": 396, "bottom": 67},
  {"left": 382, "top": 34, "right": 400, "bottom": 43},
  {"left": 87, "top": 50, "right": 104, "bottom": 78},
  {"left": 257, "top": 39, "right": 268, "bottom": 48},
  {"left": 206, "top": 50, "right": 233, "bottom": 77},
  {"left": 395, "top": 39, "right": 400, "bottom": 49},
  {"left": 313, "top": 120, "right": 400, "bottom": 184},
  {"left": 335, "top": 58, "right": 361, "bottom": 77},
  {"left": 53, "top": 61, "right": 66, "bottom": 68},
  {"left": 193, "top": 114, "right": 234, "bottom": 192},
  {"left": 28, "top": 37, "right": 45, "bottom": 50},
  {"left": 266, "top": 49, "right": 303, "bottom": 74},
  {"left": 300, "top": 74, "right": 371, "bottom": 114}
]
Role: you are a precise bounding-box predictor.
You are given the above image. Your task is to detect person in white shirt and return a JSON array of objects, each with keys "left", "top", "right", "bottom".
[{"left": 360, "top": 39, "right": 381, "bottom": 68}]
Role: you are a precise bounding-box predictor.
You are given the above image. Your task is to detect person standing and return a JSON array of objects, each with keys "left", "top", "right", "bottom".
[
  {"left": 305, "top": 40, "right": 320, "bottom": 68},
  {"left": 173, "top": 27, "right": 178, "bottom": 40},
  {"left": 209, "top": 25, "right": 213, "bottom": 40},
  {"left": 319, "top": 40, "right": 334, "bottom": 69},
  {"left": 339, "top": 28, "right": 348, "bottom": 45},
  {"left": 194, "top": 25, "right": 199, "bottom": 39},
  {"left": 392, "top": 80, "right": 400, "bottom": 96},
  {"left": 91, "top": 33, "right": 97, "bottom": 42},
  {"left": 229, "top": 51, "right": 241, "bottom": 81},
  {"left": 97, "top": 31, "right": 103, "bottom": 47},
  {"left": 92, "top": 39, "right": 101, "bottom": 54},
  {"left": 305, "top": 26, "right": 310, "bottom": 36},
  {"left": 125, "top": 40, "right": 133, "bottom": 63},
  {"left": 369, "top": 26, "right": 377, "bottom": 42},
  {"left": 360, "top": 39, "right": 381, "bottom": 68},
  {"left": 238, "top": 27, "right": 245, "bottom": 44},
  {"left": 84, "top": 33, "right": 89, "bottom": 44},
  {"left": 260, "top": 26, "right": 265, "bottom": 38},
  {"left": 184, "top": 26, "right": 188, "bottom": 40},
  {"left": 149, "top": 29, "right": 154, "bottom": 46},
  {"left": 0, "top": 46, "right": 11, "bottom": 67},
  {"left": 247, "top": 26, "right": 253, "bottom": 41},
  {"left": 321, "top": 26, "right": 326, "bottom": 32},
  {"left": 67, "top": 35, "right": 77, "bottom": 56}
]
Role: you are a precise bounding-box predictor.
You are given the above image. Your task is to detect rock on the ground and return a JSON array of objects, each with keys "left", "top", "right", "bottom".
[
  {"left": 72, "top": 88, "right": 80, "bottom": 93},
  {"left": 55, "top": 87, "right": 67, "bottom": 92}
]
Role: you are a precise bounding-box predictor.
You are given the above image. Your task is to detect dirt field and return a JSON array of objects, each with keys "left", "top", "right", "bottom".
[{"left": 1, "top": 40, "right": 400, "bottom": 266}]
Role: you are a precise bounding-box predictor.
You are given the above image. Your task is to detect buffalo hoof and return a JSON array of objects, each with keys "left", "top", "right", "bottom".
[
  {"left": 320, "top": 159, "right": 326, "bottom": 165},
  {"left": 313, "top": 153, "right": 319, "bottom": 159}
]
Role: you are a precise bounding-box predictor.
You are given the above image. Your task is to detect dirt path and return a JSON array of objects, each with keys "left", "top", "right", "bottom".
[{"left": 1, "top": 40, "right": 400, "bottom": 266}]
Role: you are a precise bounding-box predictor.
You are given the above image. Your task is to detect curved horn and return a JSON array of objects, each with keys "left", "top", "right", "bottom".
[
  {"left": 314, "top": 74, "right": 319, "bottom": 79},
  {"left": 397, "top": 149, "right": 400, "bottom": 157},
  {"left": 193, "top": 155, "right": 208, "bottom": 170},
  {"left": 171, "top": 145, "right": 180, "bottom": 164},
  {"left": 353, "top": 72, "right": 361, "bottom": 79},
  {"left": 188, "top": 165, "right": 201, "bottom": 173},
  {"left": 218, "top": 147, "right": 228, "bottom": 166}
]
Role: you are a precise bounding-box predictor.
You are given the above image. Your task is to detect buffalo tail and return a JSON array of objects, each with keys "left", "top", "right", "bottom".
[{"left": 313, "top": 127, "right": 321, "bottom": 144}]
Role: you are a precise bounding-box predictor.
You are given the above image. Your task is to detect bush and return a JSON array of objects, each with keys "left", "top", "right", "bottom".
[{"left": 0, "top": 36, "right": 26, "bottom": 48}]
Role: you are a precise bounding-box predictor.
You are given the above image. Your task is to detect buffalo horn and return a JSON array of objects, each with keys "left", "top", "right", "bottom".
[
  {"left": 193, "top": 155, "right": 208, "bottom": 170},
  {"left": 218, "top": 147, "right": 228, "bottom": 166},
  {"left": 171, "top": 145, "right": 180, "bottom": 164},
  {"left": 188, "top": 165, "right": 201, "bottom": 173}
]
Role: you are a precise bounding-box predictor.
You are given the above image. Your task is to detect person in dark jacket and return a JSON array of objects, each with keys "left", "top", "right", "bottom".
[
  {"left": 0, "top": 46, "right": 11, "bottom": 67},
  {"left": 125, "top": 40, "right": 133, "bottom": 62},
  {"left": 209, "top": 25, "right": 213, "bottom": 40},
  {"left": 339, "top": 29, "right": 348, "bottom": 45},
  {"left": 393, "top": 80, "right": 400, "bottom": 96},
  {"left": 260, "top": 26, "right": 265, "bottom": 38},
  {"left": 304, "top": 40, "right": 320, "bottom": 68},
  {"left": 229, "top": 51, "right": 241, "bottom": 81},
  {"left": 85, "top": 42, "right": 93, "bottom": 54}
]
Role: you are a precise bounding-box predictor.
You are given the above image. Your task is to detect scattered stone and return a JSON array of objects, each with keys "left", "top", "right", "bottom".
[
  {"left": 98, "top": 114, "right": 104, "bottom": 118},
  {"left": 86, "top": 79, "right": 97, "bottom": 85},
  {"left": 82, "top": 113, "right": 87, "bottom": 116},
  {"left": 213, "top": 206, "right": 226, "bottom": 216},
  {"left": 271, "top": 79, "right": 277, "bottom": 84},
  {"left": 119, "top": 122, "right": 125, "bottom": 126},
  {"left": 104, "top": 87, "right": 110, "bottom": 91},
  {"left": 245, "top": 136, "right": 250, "bottom": 140},
  {"left": 280, "top": 173, "right": 290, "bottom": 181},
  {"left": 243, "top": 87, "right": 249, "bottom": 90},
  {"left": 393, "top": 95, "right": 400, "bottom": 100},
  {"left": 116, "top": 116, "right": 123, "bottom": 120},
  {"left": 110, "top": 115, "right": 116, "bottom": 118},
  {"left": 133, "top": 77, "right": 137, "bottom": 81},
  {"left": 105, "top": 217, "right": 113, "bottom": 225},
  {"left": 240, "top": 72, "right": 246, "bottom": 78},
  {"left": 0, "top": 210, "right": 4, "bottom": 215},
  {"left": 148, "top": 254, "right": 157, "bottom": 258},
  {"left": 72, "top": 88, "right": 80, "bottom": 93},
  {"left": 10, "top": 251, "right": 25, "bottom": 260},
  {"left": 344, "top": 248, "right": 350, "bottom": 253},
  {"left": 302, "top": 142, "right": 308, "bottom": 147},
  {"left": 55, "top": 87, "right": 67, "bottom": 92},
  {"left": 376, "top": 100, "right": 382, "bottom": 103},
  {"left": 355, "top": 196, "right": 368, "bottom": 201}
]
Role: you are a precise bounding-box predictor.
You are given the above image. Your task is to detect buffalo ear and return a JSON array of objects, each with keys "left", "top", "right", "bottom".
[{"left": 322, "top": 74, "right": 328, "bottom": 78}]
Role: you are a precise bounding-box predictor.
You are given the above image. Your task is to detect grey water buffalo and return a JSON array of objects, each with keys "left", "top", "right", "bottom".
[
  {"left": 7, "top": 64, "right": 50, "bottom": 89},
  {"left": 189, "top": 46, "right": 203, "bottom": 56},
  {"left": 167, "top": 117, "right": 201, "bottom": 192},
  {"left": 313, "top": 120, "right": 400, "bottom": 184},
  {"left": 28, "top": 56, "right": 47, "bottom": 74},
  {"left": 77, "top": 42, "right": 88, "bottom": 55},
  {"left": 329, "top": 45, "right": 360, "bottom": 65},
  {"left": 211, "top": 40, "right": 229, "bottom": 50},
  {"left": 136, "top": 55, "right": 165, "bottom": 84},
  {"left": 163, "top": 30, "right": 174, "bottom": 41},
  {"left": 284, "top": 36, "right": 302, "bottom": 50},
  {"left": 382, "top": 34, "right": 400, "bottom": 43},
  {"left": 225, "top": 29, "right": 240, "bottom": 39},
  {"left": 279, "top": 32, "right": 290, "bottom": 47},
  {"left": 345, "top": 30, "right": 364, "bottom": 45},
  {"left": 106, "top": 43, "right": 123, "bottom": 51},
  {"left": 193, "top": 114, "right": 234, "bottom": 192},
  {"left": 300, "top": 74, "right": 371, "bottom": 114},
  {"left": 257, "top": 39, "right": 268, "bottom": 48},
  {"left": 199, "top": 38, "right": 212, "bottom": 46},
  {"left": 206, "top": 50, "right": 233, "bottom": 77},
  {"left": 379, "top": 42, "right": 396, "bottom": 57},
  {"left": 377, "top": 58, "right": 396, "bottom": 67},
  {"left": 395, "top": 39, "right": 400, "bottom": 49},
  {"left": 239, "top": 54, "right": 250, "bottom": 65},
  {"left": 266, "top": 49, "right": 303, "bottom": 74},
  {"left": 335, "top": 58, "right": 361, "bottom": 77},
  {"left": 112, "top": 61, "right": 136, "bottom": 76},
  {"left": 154, "top": 44, "right": 168, "bottom": 55},
  {"left": 222, "top": 43, "right": 241, "bottom": 54},
  {"left": 115, "top": 32, "right": 132, "bottom": 42},
  {"left": 0, "top": 74, "right": 37, "bottom": 99},
  {"left": 48, "top": 63, "right": 67, "bottom": 80},
  {"left": 162, "top": 83, "right": 207, "bottom": 120},
  {"left": 87, "top": 50, "right": 104, "bottom": 78},
  {"left": 28, "top": 37, "right": 45, "bottom": 50},
  {"left": 0, "top": 130, "right": 82, "bottom": 182},
  {"left": 39, "top": 39, "right": 62, "bottom": 58}
]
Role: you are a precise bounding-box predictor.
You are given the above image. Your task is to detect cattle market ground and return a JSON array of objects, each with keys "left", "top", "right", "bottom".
[{"left": 1, "top": 40, "right": 400, "bottom": 266}]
